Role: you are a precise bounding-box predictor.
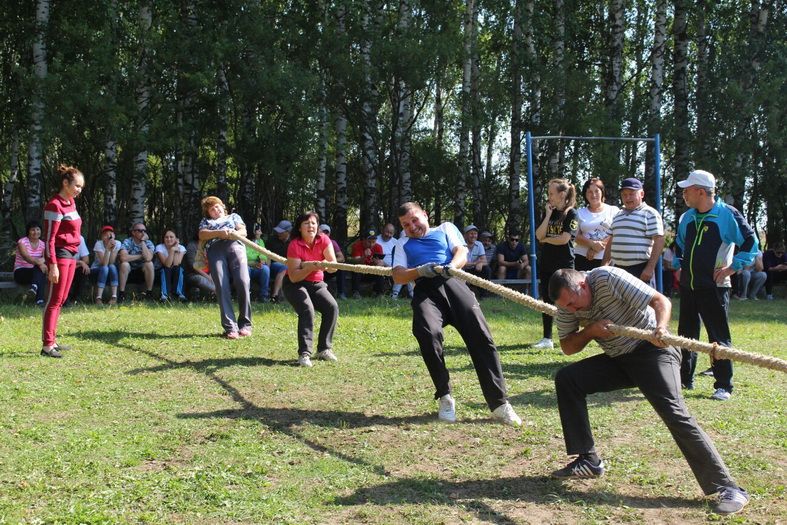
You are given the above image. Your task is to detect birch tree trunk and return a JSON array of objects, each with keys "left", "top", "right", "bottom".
[
  {"left": 548, "top": 0, "right": 566, "bottom": 177},
  {"left": 361, "top": 0, "right": 380, "bottom": 230},
  {"left": 672, "top": 0, "right": 690, "bottom": 225},
  {"left": 131, "top": 2, "right": 152, "bottom": 226},
  {"left": 694, "top": 0, "right": 712, "bottom": 171},
  {"left": 216, "top": 66, "right": 230, "bottom": 205},
  {"left": 104, "top": 141, "right": 118, "bottom": 225},
  {"left": 600, "top": 0, "right": 625, "bottom": 185},
  {"left": 646, "top": 0, "right": 666, "bottom": 183},
  {"left": 1, "top": 134, "right": 20, "bottom": 249},
  {"left": 316, "top": 104, "right": 328, "bottom": 221},
  {"left": 394, "top": 0, "right": 412, "bottom": 205},
  {"left": 455, "top": 0, "right": 474, "bottom": 225},
  {"left": 26, "top": 0, "right": 49, "bottom": 222},
  {"left": 470, "top": 0, "right": 482, "bottom": 225},
  {"left": 334, "top": 113, "right": 348, "bottom": 245},
  {"left": 508, "top": 0, "right": 523, "bottom": 234}
]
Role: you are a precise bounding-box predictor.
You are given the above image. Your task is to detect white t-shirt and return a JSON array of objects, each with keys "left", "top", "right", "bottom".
[
  {"left": 376, "top": 237, "right": 398, "bottom": 267},
  {"left": 92, "top": 239, "right": 121, "bottom": 268},
  {"left": 575, "top": 204, "right": 619, "bottom": 260},
  {"left": 77, "top": 235, "right": 90, "bottom": 259},
  {"left": 154, "top": 243, "right": 186, "bottom": 268}
]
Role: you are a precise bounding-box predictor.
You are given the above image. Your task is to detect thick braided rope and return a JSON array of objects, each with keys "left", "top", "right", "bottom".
[{"left": 238, "top": 235, "right": 787, "bottom": 373}]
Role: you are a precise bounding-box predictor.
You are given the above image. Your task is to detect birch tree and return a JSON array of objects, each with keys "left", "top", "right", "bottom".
[
  {"left": 26, "top": 0, "right": 49, "bottom": 222},
  {"left": 646, "top": 0, "right": 666, "bottom": 184},
  {"left": 131, "top": 2, "right": 152, "bottom": 226},
  {"left": 508, "top": 0, "right": 524, "bottom": 233},
  {"left": 672, "top": 0, "right": 690, "bottom": 224},
  {"left": 455, "top": 0, "right": 474, "bottom": 225}
]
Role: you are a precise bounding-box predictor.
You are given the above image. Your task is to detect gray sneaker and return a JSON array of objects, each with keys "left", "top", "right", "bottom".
[
  {"left": 492, "top": 402, "right": 522, "bottom": 427},
  {"left": 298, "top": 354, "right": 313, "bottom": 367},
  {"left": 710, "top": 388, "right": 732, "bottom": 401},
  {"left": 714, "top": 486, "right": 749, "bottom": 514},
  {"left": 316, "top": 349, "right": 338, "bottom": 362},
  {"left": 438, "top": 394, "right": 456, "bottom": 423}
]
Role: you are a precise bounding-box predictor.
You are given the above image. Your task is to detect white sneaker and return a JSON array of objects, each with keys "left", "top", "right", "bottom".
[
  {"left": 316, "top": 349, "right": 338, "bottom": 362},
  {"left": 715, "top": 486, "right": 749, "bottom": 514},
  {"left": 298, "top": 354, "right": 313, "bottom": 367},
  {"left": 766, "top": 294, "right": 774, "bottom": 300},
  {"left": 532, "top": 338, "right": 554, "bottom": 349},
  {"left": 492, "top": 402, "right": 522, "bottom": 427},
  {"left": 710, "top": 388, "right": 732, "bottom": 401},
  {"left": 437, "top": 394, "right": 456, "bottom": 423}
]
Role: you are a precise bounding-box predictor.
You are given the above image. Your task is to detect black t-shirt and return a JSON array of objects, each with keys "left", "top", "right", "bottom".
[
  {"left": 539, "top": 208, "right": 578, "bottom": 277},
  {"left": 267, "top": 235, "right": 290, "bottom": 258},
  {"left": 496, "top": 241, "right": 526, "bottom": 263}
]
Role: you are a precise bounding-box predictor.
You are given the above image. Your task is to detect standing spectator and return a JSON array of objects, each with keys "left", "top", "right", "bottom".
[
  {"left": 199, "top": 196, "right": 252, "bottom": 339},
  {"left": 267, "top": 220, "right": 292, "bottom": 302},
  {"left": 603, "top": 178, "right": 664, "bottom": 287},
  {"left": 66, "top": 235, "right": 91, "bottom": 305},
  {"left": 661, "top": 241, "right": 679, "bottom": 298},
  {"left": 392, "top": 202, "right": 521, "bottom": 426},
  {"left": 480, "top": 231, "right": 497, "bottom": 275},
  {"left": 496, "top": 232, "right": 529, "bottom": 280},
  {"left": 13, "top": 221, "right": 48, "bottom": 306},
  {"left": 574, "top": 178, "right": 618, "bottom": 271},
  {"left": 284, "top": 212, "right": 340, "bottom": 367},
  {"left": 763, "top": 243, "right": 787, "bottom": 300},
  {"left": 674, "top": 170, "right": 758, "bottom": 400},
  {"left": 184, "top": 233, "right": 215, "bottom": 299},
  {"left": 462, "top": 225, "right": 491, "bottom": 280},
  {"left": 40, "top": 165, "right": 85, "bottom": 358},
  {"left": 548, "top": 268, "right": 749, "bottom": 516},
  {"left": 246, "top": 223, "right": 271, "bottom": 302},
  {"left": 155, "top": 229, "right": 188, "bottom": 302},
  {"left": 533, "top": 178, "right": 578, "bottom": 350},
  {"left": 348, "top": 229, "right": 386, "bottom": 298},
  {"left": 91, "top": 225, "right": 120, "bottom": 304},
  {"left": 117, "top": 223, "right": 155, "bottom": 302},
  {"left": 319, "top": 224, "right": 347, "bottom": 299},
  {"left": 736, "top": 250, "right": 766, "bottom": 300}
]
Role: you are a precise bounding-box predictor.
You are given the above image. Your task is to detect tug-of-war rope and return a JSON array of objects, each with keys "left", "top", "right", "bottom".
[{"left": 236, "top": 235, "right": 787, "bottom": 374}]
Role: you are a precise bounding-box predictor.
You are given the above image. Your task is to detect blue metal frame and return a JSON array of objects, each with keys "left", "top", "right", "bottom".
[{"left": 524, "top": 132, "right": 663, "bottom": 297}]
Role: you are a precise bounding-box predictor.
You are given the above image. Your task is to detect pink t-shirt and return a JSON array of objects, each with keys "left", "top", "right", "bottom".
[
  {"left": 14, "top": 237, "right": 45, "bottom": 270},
  {"left": 286, "top": 233, "right": 330, "bottom": 283}
]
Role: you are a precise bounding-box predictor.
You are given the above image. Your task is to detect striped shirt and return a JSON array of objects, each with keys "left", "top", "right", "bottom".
[
  {"left": 555, "top": 266, "right": 656, "bottom": 357},
  {"left": 42, "top": 194, "right": 82, "bottom": 264},
  {"left": 609, "top": 203, "right": 664, "bottom": 266},
  {"left": 14, "top": 237, "right": 45, "bottom": 270}
]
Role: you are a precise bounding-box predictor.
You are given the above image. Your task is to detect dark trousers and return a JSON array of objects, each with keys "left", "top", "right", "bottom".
[
  {"left": 464, "top": 264, "right": 492, "bottom": 281},
  {"left": 411, "top": 276, "right": 508, "bottom": 411},
  {"left": 678, "top": 286, "right": 733, "bottom": 392},
  {"left": 351, "top": 272, "right": 384, "bottom": 295},
  {"left": 555, "top": 343, "right": 737, "bottom": 495},
  {"left": 574, "top": 256, "right": 602, "bottom": 272},
  {"left": 538, "top": 276, "right": 555, "bottom": 338},
  {"left": 14, "top": 267, "right": 47, "bottom": 302},
  {"left": 765, "top": 269, "right": 787, "bottom": 295},
  {"left": 283, "top": 279, "right": 338, "bottom": 356}
]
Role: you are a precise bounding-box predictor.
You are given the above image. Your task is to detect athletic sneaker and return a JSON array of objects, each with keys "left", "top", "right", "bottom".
[
  {"left": 40, "top": 347, "right": 62, "bottom": 358},
  {"left": 298, "top": 354, "right": 313, "bottom": 367},
  {"left": 714, "top": 486, "right": 749, "bottom": 514},
  {"left": 224, "top": 331, "right": 240, "bottom": 340},
  {"left": 492, "top": 402, "right": 522, "bottom": 427},
  {"left": 710, "top": 388, "right": 732, "bottom": 401},
  {"left": 25, "top": 285, "right": 38, "bottom": 302},
  {"left": 438, "top": 394, "right": 456, "bottom": 423},
  {"left": 532, "top": 338, "right": 554, "bottom": 349},
  {"left": 551, "top": 456, "right": 606, "bottom": 479},
  {"left": 238, "top": 327, "right": 252, "bottom": 337},
  {"left": 316, "top": 349, "right": 338, "bottom": 362}
]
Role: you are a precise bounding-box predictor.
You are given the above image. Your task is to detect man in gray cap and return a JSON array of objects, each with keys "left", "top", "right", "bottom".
[
  {"left": 462, "top": 224, "right": 491, "bottom": 281},
  {"left": 674, "top": 170, "right": 758, "bottom": 401},
  {"left": 267, "top": 220, "right": 292, "bottom": 302}
]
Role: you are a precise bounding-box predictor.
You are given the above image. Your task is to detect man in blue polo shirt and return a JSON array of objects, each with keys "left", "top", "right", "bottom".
[{"left": 392, "top": 202, "right": 521, "bottom": 426}]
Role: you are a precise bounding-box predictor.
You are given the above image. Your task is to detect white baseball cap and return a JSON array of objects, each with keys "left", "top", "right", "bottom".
[{"left": 678, "top": 170, "right": 716, "bottom": 189}]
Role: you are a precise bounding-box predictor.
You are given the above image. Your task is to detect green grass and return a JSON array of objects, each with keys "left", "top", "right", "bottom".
[{"left": 0, "top": 296, "right": 785, "bottom": 524}]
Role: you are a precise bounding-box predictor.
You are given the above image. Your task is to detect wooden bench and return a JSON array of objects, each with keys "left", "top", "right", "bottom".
[{"left": 0, "top": 271, "right": 24, "bottom": 295}]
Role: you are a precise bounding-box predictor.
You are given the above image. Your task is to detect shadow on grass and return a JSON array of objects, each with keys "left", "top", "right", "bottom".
[{"left": 333, "top": 473, "right": 701, "bottom": 515}]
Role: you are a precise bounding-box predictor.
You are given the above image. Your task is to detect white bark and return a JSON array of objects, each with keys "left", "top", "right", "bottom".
[
  {"left": 395, "top": 0, "right": 412, "bottom": 204},
  {"left": 456, "top": 0, "right": 474, "bottom": 224},
  {"left": 672, "top": 0, "right": 690, "bottom": 203},
  {"left": 509, "top": 0, "right": 523, "bottom": 232},
  {"left": 316, "top": 104, "right": 328, "bottom": 220},
  {"left": 27, "top": 0, "right": 49, "bottom": 221},
  {"left": 131, "top": 2, "right": 152, "bottom": 225},
  {"left": 334, "top": 113, "right": 348, "bottom": 242},
  {"left": 361, "top": 1, "right": 379, "bottom": 228},
  {"left": 216, "top": 66, "right": 230, "bottom": 204},
  {"left": 470, "top": 0, "right": 482, "bottom": 224},
  {"left": 646, "top": 0, "right": 666, "bottom": 182},
  {"left": 104, "top": 140, "right": 118, "bottom": 225},
  {"left": 548, "top": 0, "right": 566, "bottom": 177}
]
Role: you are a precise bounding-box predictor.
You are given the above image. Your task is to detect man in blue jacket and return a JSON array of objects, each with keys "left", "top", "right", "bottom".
[{"left": 674, "top": 170, "right": 758, "bottom": 400}]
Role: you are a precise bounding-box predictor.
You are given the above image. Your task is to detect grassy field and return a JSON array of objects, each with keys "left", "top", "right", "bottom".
[{"left": 0, "top": 295, "right": 785, "bottom": 524}]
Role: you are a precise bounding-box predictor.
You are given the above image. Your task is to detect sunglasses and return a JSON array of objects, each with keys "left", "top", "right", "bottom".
[
  {"left": 133, "top": 229, "right": 147, "bottom": 233},
  {"left": 508, "top": 237, "right": 520, "bottom": 242}
]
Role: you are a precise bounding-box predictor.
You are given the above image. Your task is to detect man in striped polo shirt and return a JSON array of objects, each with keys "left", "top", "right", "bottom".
[
  {"left": 547, "top": 267, "right": 749, "bottom": 515},
  {"left": 603, "top": 178, "right": 664, "bottom": 287}
]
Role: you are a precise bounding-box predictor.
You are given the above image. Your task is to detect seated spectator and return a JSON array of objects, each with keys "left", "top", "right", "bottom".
[
  {"left": 155, "top": 229, "right": 187, "bottom": 302},
  {"left": 462, "top": 225, "right": 491, "bottom": 280},
  {"left": 91, "top": 225, "right": 120, "bottom": 304},
  {"left": 66, "top": 235, "right": 91, "bottom": 305},
  {"left": 480, "top": 231, "right": 497, "bottom": 275},
  {"left": 118, "top": 222, "right": 156, "bottom": 302},
  {"left": 319, "top": 224, "right": 347, "bottom": 299},
  {"left": 736, "top": 250, "right": 766, "bottom": 300},
  {"left": 246, "top": 223, "right": 271, "bottom": 302},
  {"left": 496, "top": 231, "right": 529, "bottom": 280},
  {"left": 348, "top": 229, "right": 385, "bottom": 298},
  {"left": 763, "top": 243, "right": 787, "bottom": 300},
  {"left": 185, "top": 233, "right": 215, "bottom": 299},
  {"left": 13, "top": 220, "right": 48, "bottom": 305},
  {"left": 267, "top": 220, "right": 292, "bottom": 302},
  {"left": 376, "top": 223, "right": 412, "bottom": 299}
]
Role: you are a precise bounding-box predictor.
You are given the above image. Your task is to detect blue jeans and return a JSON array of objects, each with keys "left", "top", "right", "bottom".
[
  {"left": 160, "top": 265, "right": 185, "bottom": 299},
  {"left": 249, "top": 264, "right": 271, "bottom": 299},
  {"left": 91, "top": 264, "right": 119, "bottom": 288}
]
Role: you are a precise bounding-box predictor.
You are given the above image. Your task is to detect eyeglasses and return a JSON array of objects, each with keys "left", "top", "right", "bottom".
[
  {"left": 133, "top": 229, "right": 147, "bottom": 233},
  {"left": 509, "top": 237, "right": 520, "bottom": 242}
]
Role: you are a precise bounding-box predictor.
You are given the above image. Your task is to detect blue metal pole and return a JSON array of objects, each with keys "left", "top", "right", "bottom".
[
  {"left": 654, "top": 133, "right": 663, "bottom": 292},
  {"left": 526, "top": 132, "right": 538, "bottom": 298}
]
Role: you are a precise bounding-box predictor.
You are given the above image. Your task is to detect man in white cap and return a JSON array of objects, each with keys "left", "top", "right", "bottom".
[{"left": 674, "top": 170, "right": 758, "bottom": 401}]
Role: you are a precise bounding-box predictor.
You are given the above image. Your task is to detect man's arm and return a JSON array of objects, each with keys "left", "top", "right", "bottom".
[
  {"left": 558, "top": 320, "right": 613, "bottom": 356},
  {"left": 640, "top": 235, "right": 665, "bottom": 281},
  {"left": 601, "top": 235, "right": 614, "bottom": 265},
  {"left": 649, "top": 291, "right": 672, "bottom": 347},
  {"left": 392, "top": 265, "right": 420, "bottom": 284}
]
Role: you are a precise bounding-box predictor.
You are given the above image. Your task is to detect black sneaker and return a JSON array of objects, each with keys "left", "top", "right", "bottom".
[
  {"left": 141, "top": 290, "right": 155, "bottom": 301},
  {"left": 40, "top": 347, "right": 62, "bottom": 358},
  {"left": 117, "top": 291, "right": 126, "bottom": 304},
  {"left": 699, "top": 367, "right": 714, "bottom": 377},
  {"left": 551, "top": 456, "right": 606, "bottom": 479},
  {"left": 54, "top": 343, "right": 72, "bottom": 351}
]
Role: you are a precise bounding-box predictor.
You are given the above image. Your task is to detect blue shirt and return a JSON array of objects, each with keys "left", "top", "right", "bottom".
[
  {"left": 393, "top": 223, "right": 465, "bottom": 269},
  {"left": 120, "top": 237, "right": 155, "bottom": 268}
]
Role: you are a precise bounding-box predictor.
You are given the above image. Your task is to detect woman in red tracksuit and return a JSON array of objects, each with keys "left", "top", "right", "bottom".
[{"left": 41, "top": 165, "right": 85, "bottom": 358}]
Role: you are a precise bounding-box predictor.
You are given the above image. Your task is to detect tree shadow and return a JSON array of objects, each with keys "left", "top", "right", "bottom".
[{"left": 333, "top": 473, "right": 702, "bottom": 516}]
